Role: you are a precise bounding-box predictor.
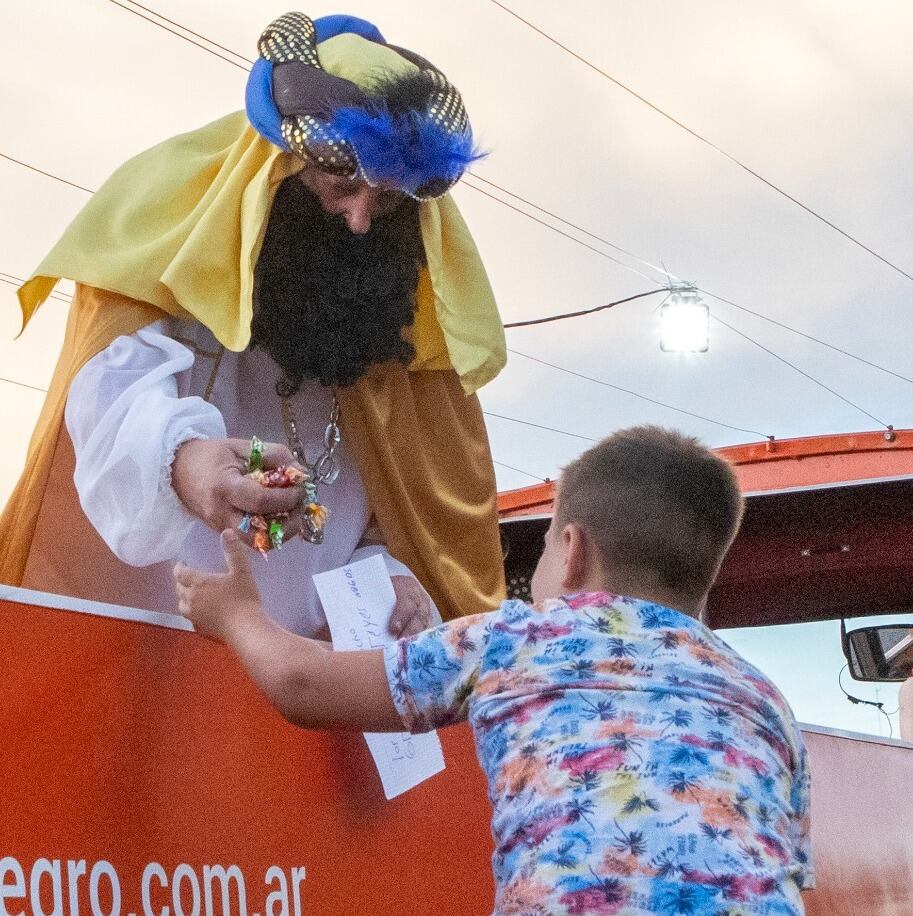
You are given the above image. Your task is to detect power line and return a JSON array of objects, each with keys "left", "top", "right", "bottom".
[
  {"left": 0, "top": 152, "right": 94, "bottom": 194},
  {"left": 503, "top": 282, "right": 894, "bottom": 432},
  {"left": 488, "top": 0, "right": 913, "bottom": 284},
  {"left": 0, "top": 144, "right": 895, "bottom": 434},
  {"left": 0, "top": 149, "right": 733, "bottom": 433},
  {"left": 470, "top": 173, "right": 672, "bottom": 284},
  {"left": 0, "top": 272, "right": 73, "bottom": 303},
  {"left": 91, "top": 1, "right": 913, "bottom": 391},
  {"left": 504, "top": 287, "right": 666, "bottom": 329},
  {"left": 469, "top": 173, "right": 913, "bottom": 388},
  {"left": 509, "top": 347, "right": 771, "bottom": 440},
  {"left": 0, "top": 273, "right": 72, "bottom": 305},
  {"left": 81, "top": 1, "right": 913, "bottom": 391},
  {"left": 107, "top": 0, "right": 252, "bottom": 72},
  {"left": 0, "top": 375, "right": 48, "bottom": 394},
  {"left": 490, "top": 215, "right": 893, "bottom": 432},
  {"left": 484, "top": 410, "right": 596, "bottom": 442},
  {"left": 702, "top": 290, "right": 913, "bottom": 387},
  {"left": 8, "top": 131, "right": 908, "bottom": 392},
  {"left": 0, "top": 152, "right": 872, "bottom": 439},
  {"left": 493, "top": 459, "right": 548, "bottom": 482},
  {"left": 114, "top": 0, "right": 252, "bottom": 66},
  {"left": 1, "top": 14, "right": 902, "bottom": 435},
  {"left": 461, "top": 177, "right": 658, "bottom": 284},
  {"left": 712, "top": 315, "right": 890, "bottom": 429}
]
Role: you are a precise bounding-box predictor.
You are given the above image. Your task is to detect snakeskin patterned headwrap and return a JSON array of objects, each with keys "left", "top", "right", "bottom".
[{"left": 245, "top": 12, "right": 480, "bottom": 200}]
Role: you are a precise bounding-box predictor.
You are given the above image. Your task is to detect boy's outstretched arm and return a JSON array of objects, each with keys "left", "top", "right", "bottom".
[{"left": 174, "top": 530, "right": 404, "bottom": 733}]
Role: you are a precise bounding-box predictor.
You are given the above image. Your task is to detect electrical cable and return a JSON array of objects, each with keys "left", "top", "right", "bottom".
[
  {"left": 470, "top": 173, "right": 913, "bottom": 388},
  {"left": 461, "top": 177, "right": 658, "bottom": 284},
  {"left": 88, "top": 2, "right": 913, "bottom": 388},
  {"left": 112, "top": 0, "right": 252, "bottom": 65},
  {"left": 0, "top": 273, "right": 71, "bottom": 305},
  {"left": 493, "top": 459, "right": 548, "bottom": 482},
  {"left": 0, "top": 375, "right": 48, "bottom": 394},
  {"left": 483, "top": 411, "right": 596, "bottom": 442},
  {"left": 712, "top": 315, "right": 890, "bottom": 429},
  {"left": 0, "top": 152, "right": 94, "bottom": 194},
  {"left": 6, "top": 13, "right": 907, "bottom": 396},
  {"left": 503, "top": 287, "right": 666, "bottom": 328},
  {"left": 469, "top": 173, "right": 672, "bottom": 283},
  {"left": 107, "top": 0, "right": 251, "bottom": 72},
  {"left": 4, "top": 141, "right": 889, "bottom": 433},
  {"left": 488, "top": 0, "right": 913, "bottom": 284},
  {"left": 838, "top": 663, "right": 893, "bottom": 738},
  {"left": 508, "top": 347, "right": 772, "bottom": 439},
  {"left": 0, "top": 11, "right": 904, "bottom": 438}
]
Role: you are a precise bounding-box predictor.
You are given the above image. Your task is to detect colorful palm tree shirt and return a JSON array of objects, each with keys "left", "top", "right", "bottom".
[{"left": 385, "top": 593, "right": 813, "bottom": 915}]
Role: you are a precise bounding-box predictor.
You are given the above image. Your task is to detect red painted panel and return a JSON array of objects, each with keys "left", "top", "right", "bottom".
[
  {"left": 802, "top": 729, "right": 913, "bottom": 916},
  {"left": 497, "top": 429, "right": 913, "bottom": 519},
  {"left": 0, "top": 597, "right": 494, "bottom": 916}
]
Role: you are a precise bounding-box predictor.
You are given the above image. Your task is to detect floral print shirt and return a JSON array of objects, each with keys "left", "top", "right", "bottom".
[{"left": 385, "top": 593, "right": 813, "bottom": 915}]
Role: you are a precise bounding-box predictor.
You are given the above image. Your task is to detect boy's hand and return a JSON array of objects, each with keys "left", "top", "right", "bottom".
[
  {"left": 176, "top": 532, "right": 407, "bottom": 733},
  {"left": 389, "top": 576, "right": 433, "bottom": 638},
  {"left": 174, "top": 529, "right": 263, "bottom": 640}
]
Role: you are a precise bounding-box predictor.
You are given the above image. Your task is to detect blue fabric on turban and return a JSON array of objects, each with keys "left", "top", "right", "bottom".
[{"left": 245, "top": 14, "right": 386, "bottom": 151}]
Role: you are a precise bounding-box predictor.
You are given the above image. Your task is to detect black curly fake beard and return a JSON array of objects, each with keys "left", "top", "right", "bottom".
[{"left": 250, "top": 175, "right": 425, "bottom": 392}]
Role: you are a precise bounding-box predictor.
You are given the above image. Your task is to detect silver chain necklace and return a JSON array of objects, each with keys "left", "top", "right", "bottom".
[
  {"left": 277, "top": 389, "right": 341, "bottom": 545},
  {"left": 280, "top": 391, "right": 342, "bottom": 486}
]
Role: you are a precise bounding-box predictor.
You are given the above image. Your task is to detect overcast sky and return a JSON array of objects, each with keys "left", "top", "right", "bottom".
[{"left": 2, "top": 1, "right": 912, "bottom": 737}]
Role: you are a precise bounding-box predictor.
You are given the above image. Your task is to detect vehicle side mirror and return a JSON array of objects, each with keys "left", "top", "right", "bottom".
[{"left": 844, "top": 624, "right": 913, "bottom": 682}]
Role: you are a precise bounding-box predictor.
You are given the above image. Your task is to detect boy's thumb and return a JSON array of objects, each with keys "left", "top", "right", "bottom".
[{"left": 221, "top": 529, "right": 250, "bottom": 575}]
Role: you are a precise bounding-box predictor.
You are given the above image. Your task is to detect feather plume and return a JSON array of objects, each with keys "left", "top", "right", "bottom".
[{"left": 331, "top": 105, "right": 482, "bottom": 193}]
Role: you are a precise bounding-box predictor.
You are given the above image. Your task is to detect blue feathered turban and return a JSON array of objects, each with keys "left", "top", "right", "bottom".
[{"left": 245, "top": 12, "right": 481, "bottom": 200}]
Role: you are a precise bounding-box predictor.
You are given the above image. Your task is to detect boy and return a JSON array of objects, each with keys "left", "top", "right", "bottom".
[{"left": 176, "top": 425, "right": 813, "bottom": 915}]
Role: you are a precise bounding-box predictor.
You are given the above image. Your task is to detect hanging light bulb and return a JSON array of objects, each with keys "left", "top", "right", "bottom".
[{"left": 660, "top": 286, "right": 710, "bottom": 352}]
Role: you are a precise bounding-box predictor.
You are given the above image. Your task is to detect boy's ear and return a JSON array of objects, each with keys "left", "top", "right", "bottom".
[{"left": 561, "top": 522, "right": 590, "bottom": 591}]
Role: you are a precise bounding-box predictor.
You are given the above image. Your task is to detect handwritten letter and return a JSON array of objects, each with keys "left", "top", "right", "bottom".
[{"left": 313, "top": 555, "right": 445, "bottom": 799}]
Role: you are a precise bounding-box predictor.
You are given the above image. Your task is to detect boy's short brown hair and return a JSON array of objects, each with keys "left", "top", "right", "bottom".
[{"left": 557, "top": 425, "right": 744, "bottom": 599}]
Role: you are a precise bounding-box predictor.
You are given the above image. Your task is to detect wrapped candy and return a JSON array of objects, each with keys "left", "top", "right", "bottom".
[
  {"left": 238, "top": 437, "right": 330, "bottom": 556},
  {"left": 248, "top": 435, "right": 265, "bottom": 472},
  {"left": 247, "top": 465, "right": 307, "bottom": 488},
  {"left": 250, "top": 514, "right": 274, "bottom": 557},
  {"left": 302, "top": 501, "right": 329, "bottom": 544}
]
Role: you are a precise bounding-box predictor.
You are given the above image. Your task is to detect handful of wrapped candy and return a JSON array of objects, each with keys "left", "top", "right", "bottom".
[{"left": 239, "top": 437, "right": 330, "bottom": 556}]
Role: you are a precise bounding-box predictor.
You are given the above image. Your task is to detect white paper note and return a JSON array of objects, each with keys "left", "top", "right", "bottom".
[{"left": 313, "top": 554, "right": 446, "bottom": 799}]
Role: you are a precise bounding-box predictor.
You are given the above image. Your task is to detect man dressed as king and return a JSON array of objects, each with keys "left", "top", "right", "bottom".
[{"left": 1, "top": 12, "right": 507, "bottom": 637}]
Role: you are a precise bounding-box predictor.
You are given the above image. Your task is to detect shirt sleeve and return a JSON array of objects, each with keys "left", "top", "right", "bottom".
[
  {"left": 383, "top": 612, "right": 492, "bottom": 733},
  {"left": 789, "top": 729, "right": 815, "bottom": 889},
  {"left": 65, "top": 321, "right": 226, "bottom": 567}
]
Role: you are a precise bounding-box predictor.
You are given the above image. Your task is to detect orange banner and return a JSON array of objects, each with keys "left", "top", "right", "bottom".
[{"left": 0, "top": 591, "right": 494, "bottom": 916}]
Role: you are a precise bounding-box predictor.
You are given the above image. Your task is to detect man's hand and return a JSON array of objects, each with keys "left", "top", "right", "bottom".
[
  {"left": 175, "top": 529, "right": 263, "bottom": 640},
  {"left": 389, "top": 576, "right": 434, "bottom": 638},
  {"left": 172, "top": 438, "right": 307, "bottom": 546}
]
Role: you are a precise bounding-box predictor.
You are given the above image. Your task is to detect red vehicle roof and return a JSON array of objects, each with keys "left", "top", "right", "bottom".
[{"left": 497, "top": 429, "right": 913, "bottom": 629}]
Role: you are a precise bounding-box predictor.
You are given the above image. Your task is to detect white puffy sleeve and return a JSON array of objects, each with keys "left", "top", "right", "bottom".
[{"left": 65, "top": 321, "right": 226, "bottom": 566}]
